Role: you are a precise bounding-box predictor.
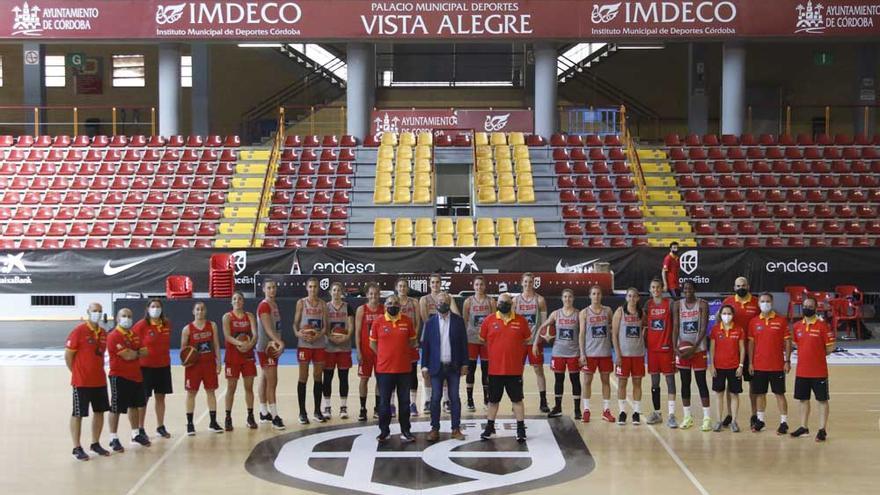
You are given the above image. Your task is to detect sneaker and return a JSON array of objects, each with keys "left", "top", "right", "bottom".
[
  {"left": 208, "top": 421, "right": 224, "bottom": 433},
  {"left": 702, "top": 417, "right": 713, "bottom": 432},
  {"left": 390, "top": 404, "right": 396, "bottom": 418},
  {"left": 247, "top": 415, "right": 258, "bottom": 429},
  {"left": 752, "top": 419, "right": 766, "bottom": 433},
  {"left": 186, "top": 423, "right": 196, "bottom": 436},
  {"left": 632, "top": 412, "right": 641, "bottom": 425},
  {"left": 443, "top": 400, "right": 451, "bottom": 413},
  {"left": 400, "top": 431, "right": 416, "bottom": 443},
  {"left": 516, "top": 425, "right": 527, "bottom": 443},
  {"left": 156, "top": 425, "right": 171, "bottom": 439},
  {"left": 109, "top": 438, "right": 124, "bottom": 453},
  {"left": 680, "top": 416, "right": 695, "bottom": 429},
  {"left": 816, "top": 428, "right": 827, "bottom": 442},
  {"left": 313, "top": 411, "right": 328, "bottom": 423},
  {"left": 601, "top": 409, "right": 615, "bottom": 423},
  {"left": 259, "top": 412, "right": 273, "bottom": 424},
  {"left": 574, "top": 409, "right": 582, "bottom": 420},
  {"left": 323, "top": 406, "right": 332, "bottom": 419},
  {"left": 376, "top": 432, "right": 390, "bottom": 444},
  {"left": 467, "top": 398, "right": 476, "bottom": 412},
  {"left": 548, "top": 406, "right": 563, "bottom": 418},
  {"left": 480, "top": 423, "right": 496, "bottom": 440},
  {"left": 749, "top": 414, "right": 758, "bottom": 429},
  {"left": 450, "top": 428, "right": 465, "bottom": 440},
  {"left": 72, "top": 446, "right": 89, "bottom": 461},
  {"left": 666, "top": 413, "right": 679, "bottom": 429},
  {"left": 340, "top": 406, "right": 349, "bottom": 419},
  {"left": 132, "top": 434, "right": 151, "bottom": 447},
  {"left": 712, "top": 421, "right": 723, "bottom": 432},
  {"left": 646, "top": 411, "right": 662, "bottom": 425},
  {"left": 299, "top": 413, "right": 310, "bottom": 425},
  {"left": 358, "top": 408, "right": 368, "bottom": 422},
  {"left": 582, "top": 409, "right": 591, "bottom": 423},
  {"left": 539, "top": 401, "right": 550, "bottom": 413},
  {"left": 790, "top": 426, "right": 810, "bottom": 438},
  {"left": 225, "top": 416, "right": 234, "bottom": 432},
  {"left": 730, "top": 420, "right": 741, "bottom": 433},
  {"left": 722, "top": 414, "right": 733, "bottom": 428},
  {"left": 138, "top": 428, "right": 148, "bottom": 440},
  {"left": 410, "top": 403, "right": 419, "bottom": 417},
  {"left": 272, "top": 416, "right": 286, "bottom": 430},
  {"left": 617, "top": 411, "right": 627, "bottom": 425},
  {"left": 777, "top": 422, "right": 789, "bottom": 435},
  {"left": 89, "top": 443, "right": 110, "bottom": 457}
]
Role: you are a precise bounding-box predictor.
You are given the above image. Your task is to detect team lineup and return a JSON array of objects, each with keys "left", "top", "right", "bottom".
[{"left": 64, "top": 271, "right": 835, "bottom": 461}]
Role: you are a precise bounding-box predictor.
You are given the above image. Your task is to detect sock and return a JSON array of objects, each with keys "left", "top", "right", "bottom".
[
  {"left": 702, "top": 407, "right": 711, "bottom": 418},
  {"left": 132, "top": 430, "right": 138, "bottom": 440},
  {"left": 487, "top": 419, "right": 495, "bottom": 428},
  {"left": 186, "top": 412, "right": 194, "bottom": 425},
  {"left": 618, "top": 399, "right": 627, "bottom": 412},
  {"left": 467, "top": 386, "right": 474, "bottom": 401},
  {"left": 111, "top": 433, "right": 118, "bottom": 441},
  {"left": 582, "top": 398, "right": 590, "bottom": 410},
  {"left": 651, "top": 386, "right": 661, "bottom": 411},
  {"left": 360, "top": 396, "right": 367, "bottom": 409},
  {"left": 139, "top": 428, "right": 146, "bottom": 436},
  {"left": 247, "top": 408, "right": 254, "bottom": 417},
  {"left": 683, "top": 406, "right": 692, "bottom": 417},
  {"left": 633, "top": 401, "right": 641, "bottom": 413},
  {"left": 269, "top": 403, "right": 277, "bottom": 417},
  {"left": 313, "top": 382, "right": 323, "bottom": 412},
  {"left": 259, "top": 403, "right": 268, "bottom": 415},
  {"left": 225, "top": 409, "right": 231, "bottom": 418},
  {"left": 602, "top": 399, "right": 610, "bottom": 411},
  {"left": 757, "top": 411, "right": 766, "bottom": 422},
  {"left": 516, "top": 420, "right": 525, "bottom": 430},
  {"left": 540, "top": 391, "right": 547, "bottom": 404},
  {"left": 668, "top": 400, "right": 676, "bottom": 415},
  {"left": 780, "top": 414, "right": 788, "bottom": 423},
  {"left": 555, "top": 396, "right": 562, "bottom": 409},
  {"left": 297, "top": 382, "right": 307, "bottom": 414},
  {"left": 209, "top": 411, "right": 217, "bottom": 423}
]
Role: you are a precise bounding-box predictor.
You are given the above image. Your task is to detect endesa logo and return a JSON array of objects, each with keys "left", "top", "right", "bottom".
[
  {"left": 312, "top": 261, "right": 376, "bottom": 274},
  {"left": 765, "top": 259, "right": 829, "bottom": 273}
]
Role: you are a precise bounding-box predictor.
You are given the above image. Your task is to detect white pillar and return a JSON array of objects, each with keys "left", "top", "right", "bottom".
[
  {"left": 22, "top": 43, "right": 45, "bottom": 134},
  {"left": 346, "top": 43, "right": 375, "bottom": 140},
  {"left": 687, "top": 43, "right": 709, "bottom": 136},
  {"left": 533, "top": 42, "right": 558, "bottom": 139},
  {"left": 721, "top": 42, "right": 746, "bottom": 135},
  {"left": 158, "top": 43, "right": 181, "bottom": 137},
  {"left": 190, "top": 43, "right": 211, "bottom": 136}
]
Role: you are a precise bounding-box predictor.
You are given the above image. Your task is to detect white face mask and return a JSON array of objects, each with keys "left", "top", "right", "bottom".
[
  {"left": 119, "top": 317, "right": 133, "bottom": 329},
  {"left": 148, "top": 308, "right": 162, "bottom": 319},
  {"left": 759, "top": 302, "right": 773, "bottom": 314},
  {"left": 89, "top": 311, "right": 102, "bottom": 323},
  {"left": 721, "top": 314, "right": 733, "bottom": 325}
]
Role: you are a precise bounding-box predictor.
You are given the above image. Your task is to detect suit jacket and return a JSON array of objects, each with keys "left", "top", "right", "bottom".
[{"left": 421, "top": 313, "right": 468, "bottom": 376}]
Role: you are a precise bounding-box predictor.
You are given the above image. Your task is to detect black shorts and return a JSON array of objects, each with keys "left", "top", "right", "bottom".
[
  {"left": 751, "top": 370, "right": 786, "bottom": 395},
  {"left": 141, "top": 366, "right": 173, "bottom": 397},
  {"left": 711, "top": 368, "right": 743, "bottom": 394},
  {"left": 741, "top": 351, "right": 752, "bottom": 382},
  {"left": 72, "top": 386, "right": 110, "bottom": 417},
  {"left": 110, "top": 376, "right": 146, "bottom": 414},
  {"left": 794, "top": 377, "right": 829, "bottom": 401},
  {"left": 488, "top": 375, "right": 524, "bottom": 403}
]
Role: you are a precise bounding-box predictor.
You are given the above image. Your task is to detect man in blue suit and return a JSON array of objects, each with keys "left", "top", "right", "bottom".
[{"left": 421, "top": 292, "right": 469, "bottom": 441}]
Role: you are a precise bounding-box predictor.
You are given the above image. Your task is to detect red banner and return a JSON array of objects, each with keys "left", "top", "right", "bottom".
[
  {"left": 370, "top": 108, "right": 533, "bottom": 136},
  {"left": 2, "top": 1, "right": 880, "bottom": 40}
]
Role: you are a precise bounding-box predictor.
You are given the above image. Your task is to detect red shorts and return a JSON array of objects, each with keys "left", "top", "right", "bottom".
[
  {"left": 582, "top": 356, "right": 613, "bottom": 374},
  {"left": 225, "top": 360, "right": 257, "bottom": 379},
  {"left": 358, "top": 352, "right": 376, "bottom": 377},
  {"left": 524, "top": 342, "right": 544, "bottom": 365},
  {"left": 324, "top": 351, "right": 352, "bottom": 370},
  {"left": 551, "top": 356, "right": 580, "bottom": 373},
  {"left": 676, "top": 350, "right": 708, "bottom": 371},
  {"left": 185, "top": 359, "right": 219, "bottom": 391},
  {"left": 616, "top": 356, "right": 646, "bottom": 377},
  {"left": 298, "top": 347, "right": 326, "bottom": 365},
  {"left": 468, "top": 343, "right": 488, "bottom": 361},
  {"left": 257, "top": 351, "right": 278, "bottom": 368},
  {"left": 647, "top": 350, "right": 675, "bottom": 374}
]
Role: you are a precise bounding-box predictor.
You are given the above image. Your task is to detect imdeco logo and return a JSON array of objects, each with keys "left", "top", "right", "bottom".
[{"left": 590, "top": 1, "right": 737, "bottom": 24}]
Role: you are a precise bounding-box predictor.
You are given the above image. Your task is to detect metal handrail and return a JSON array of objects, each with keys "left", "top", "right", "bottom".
[
  {"left": 621, "top": 106, "right": 648, "bottom": 206},
  {"left": 250, "top": 107, "right": 285, "bottom": 247}
]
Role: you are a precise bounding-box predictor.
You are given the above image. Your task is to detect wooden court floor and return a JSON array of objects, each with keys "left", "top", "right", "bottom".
[{"left": 2, "top": 364, "right": 878, "bottom": 495}]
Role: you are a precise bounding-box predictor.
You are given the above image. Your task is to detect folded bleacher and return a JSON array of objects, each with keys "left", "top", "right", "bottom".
[{"left": 372, "top": 216, "right": 538, "bottom": 247}]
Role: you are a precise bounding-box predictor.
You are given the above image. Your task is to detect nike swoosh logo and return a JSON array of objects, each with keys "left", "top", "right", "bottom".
[
  {"left": 555, "top": 259, "right": 600, "bottom": 273},
  {"left": 103, "top": 258, "right": 151, "bottom": 276}
]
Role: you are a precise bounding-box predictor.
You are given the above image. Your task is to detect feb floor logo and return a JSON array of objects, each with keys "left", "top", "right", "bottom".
[{"left": 246, "top": 418, "right": 594, "bottom": 495}]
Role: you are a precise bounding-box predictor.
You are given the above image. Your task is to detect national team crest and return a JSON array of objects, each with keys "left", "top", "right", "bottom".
[{"left": 246, "top": 418, "right": 594, "bottom": 495}]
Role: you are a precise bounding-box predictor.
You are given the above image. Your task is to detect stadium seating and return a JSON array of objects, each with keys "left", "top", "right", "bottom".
[
  {"left": 475, "top": 133, "right": 536, "bottom": 204},
  {"left": 373, "top": 216, "right": 537, "bottom": 247}
]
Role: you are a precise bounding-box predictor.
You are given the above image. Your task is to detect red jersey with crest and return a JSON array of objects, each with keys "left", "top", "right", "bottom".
[
  {"left": 187, "top": 321, "right": 216, "bottom": 364},
  {"left": 108, "top": 328, "right": 143, "bottom": 382},
  {"left": 66, "top": 322, "right": 107, "bottom": 387},
  {"left": 646, "top": 298, "right": 673, "bottom": 352},
  {"left": 225, "top": 311, "right": 255, "bottom": 364},
  {"left": 359, "top": 303, "right": 385, "bottom": 357}
]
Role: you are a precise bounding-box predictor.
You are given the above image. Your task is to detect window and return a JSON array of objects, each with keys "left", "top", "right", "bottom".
[
  {"left": 44, "top": 55, "right": 65, "bottom": 87},
  {"left": 112, "top": 54, "right": 145, "bottom": 87},
  {"left": 0, "top": 55, "right": 4, "bottom": 87},
  {"left": 180, "top": 55, "right": 192, "bottom": 87}
]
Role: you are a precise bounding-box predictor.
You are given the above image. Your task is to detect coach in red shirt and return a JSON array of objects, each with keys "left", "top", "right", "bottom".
[
  {"left": 661, "top": 242, "right": 680, "bottom": 299},
  {"left": 370, "top": 295, "right": 417, "bottom": 443},
  {"left": 748, "top": 292, "right": 792, "bottom": 434},
  {"left": 721, "top": 276, "right": 761, "bottom": 429},
  {"left": 479, "top": 293, "right": 532, "bottom": 443},
  {"left": 790, "top": 297, "right": 834, "bottom": 442}
]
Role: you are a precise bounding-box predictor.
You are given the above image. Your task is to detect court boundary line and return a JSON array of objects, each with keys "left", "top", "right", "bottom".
[{"left": 124, "top": 387, "right": 228, "bottom": 495}]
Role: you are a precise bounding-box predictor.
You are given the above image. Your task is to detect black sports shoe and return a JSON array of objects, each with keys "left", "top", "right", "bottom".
[
  {"left": 272, "top": 415, "right": 286, "bottom": 430},
  {"left": 480, "top": 423, "right": 496, "bottom": 440},
  {"left": 246, "top": 414, "right": 258, "bottom": 429},
  {"left": 539, "top": 401, "right": 550, "bottom": 413},
  {"left": 777, "top": 422, "right": 789, "bottom": 435},
  {"left": 752, "top": 419, "right": 766, "bottom": 432},
  {"left": 749, "top": 415, "right": 758, "bottom": 429},
  {"left": 632, "top": 412, "right": 641, "bottom": 425},
  {"left": 467, "top": 398, "right": 476, "bottom": 412},
  {"left": 376, "top": 432, "right": 390, "bottom": 443},
  {"left": 186, "top": 424, "right": 196, "bottom": 436},
  {"left": 132, "top": 434, "right": 151, "bottom": 447},
  {"left": 90, "top": 442, "right": 110, "bottom": 457},
  {"left": 790, "top": 426, "right": 810, "bottom": 438},
  {"left": 313, "top": 411, "right": 328, "bottom": 423},
  {"left": 109, "top": 438, "right": 124, "bottom": 453},
  {"left": 547, "top": 406, "right": 563, "bottom": 418},
  {"left": 816, "top": 428, "right": 827, "bottom": 442},
  {"left": 617, "top": 411, "right": 627, "bottom": 425},
  {"left": 516, "top": 425, "right": 527, "bottom": 443},
  {"left": 358, "top": 408, "right": 368, "bottom": 422},
  {"left": 259, "top": 412, "right": 273, "bottom": 424},
  {"left": 156, "top": 425, "right": 171, "bottom": 439},
  {"left": 208, "top": 421, "right": 224, "bottom": 434},
  {"left": 722, "top": 415, "right": 733, "bottom": 428},
  {"left": 299, "top": 413, "right": 310, "bottom": 425},
  {"left": 400, "top": 431, "right": 416, "bottom": 443},
  {"left": 225, "top": 416, "right": 234, "bottom": 432},
  {"left": 72, "top": 446, "right": 89, "bottom": 461}
]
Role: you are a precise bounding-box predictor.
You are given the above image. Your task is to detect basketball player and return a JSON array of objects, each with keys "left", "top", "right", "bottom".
[
  {"left": 721, "top": 276, "right": 760, "bottom": 429},
  {"left": 355, "top": 283, "right": 384, "bottom": 421},
  {"left": 323, "top": 282, "right": 354, "bottom": 419},
  {"left": 672, "top": 281, "right": 712, "bottom": 431},
  {"left": 222, "top": 291, "right": 258, "bottom": 431},
  {"left": 398, "top": 277, "right": 423, "bottom": 416},
  {"left": 748, "top": 292, "right": 791, "bottom": 434},
  {"left": 709, "top": 304, "right": 745, "bottom": 432},
  {"left": 419, "top": 274, "right": 460, "bottom": 414},
  {"left": 535, "top": 288, "right": 581, "bottom": 419},
  {"left": 661, "top": 242, "right": 681, "bottom": 299},
  {"left": 790, "top": 297, "right": 833, "bottom": 442},
  {"left": 66, "top": 303, "right": 110, "bottom": 460},
  {"left": 133, "top": 298, "right": 172, "bottom": 440},
  {"left": 181, "top": 302, "right": 223, "bottom": 435},
  {"left": 578, "top": 285, "right": 614, "bottom": 423},
  {"left": 256, "top": 279, "right": 286, "bottom": 430},
  {"left": 108, "top": 307, "right": 149, "bottom": 452},
  {"left": 462, "top": 276, "right": 495, "bottom": 411},
  {"left": 294, "top": 277, "right": 329, "bottom": 424},
  {"left": 514, "top": 272, "right": 550, "bottom": 413},
  {"left": 612, "top": 288, "right": 646, "bottom": 425},
  {"left": 645, "top": 278, "right": 679, "bottom": 428}
]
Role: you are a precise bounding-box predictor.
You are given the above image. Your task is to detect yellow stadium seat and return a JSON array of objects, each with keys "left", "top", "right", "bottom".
[
  {"left": 436, "top": 233, "right": 454, "bottom": 247},
  {"left": 380, "top": 133, "right": 398, "bottom": 146},
  {"left": 394, "top": 235, "right": 414, "bottom": 247},
  {"left": 508, "top": 132, "right": 525, "bottom": 146},
  {"left": 497, "top": 173, "right": 514, "bottom": 187},
  {"left": 394, "top": 217, "right": 413, "bottom": 236},
  {"left": 476, "top": 158, "right": 494, "bottom": 172},
  {"left": 490, "top": 132, "right": 507, "bottom": 146},
  {"left": 517, "top": 186, "right": 535, "bottom": 203},
  {"left": 477, "top": 187, "right": 496, "bottom": 203},
  {"left": 415, "top": 145, "right": 432, "bottom": 159},
  {"left": 397, "top": 146, "right": 413, "bottom": 160},
  {"left": 475, "top": 145, "right": 492, "bottom": 159},
  {"left": 494, "top": 146, "right": 511, "bottom": 160},
  {"left": 518, "top": 233, "right": 538, "bottom": 247},
  {"left": 417, "top": 132, "right": 433, "bottom": 146},
  {"left": 396, "top": 158, "right": 412, "bottom": 173},
  {"left": 516, "top": 173, "right": 534, "bottom": 187},
  {"left": 414, "top": 173, "right": 431, "bottom": 188},
  {"left": 373, "top": 233, "right": 392, "bottom": 247},
  {"left": 498, "top": 233, "right": 517, "bottom": 247},
  {"left": 514, "top": 159, "right": 532, "bottom": 173},
  {"left": 378, "top": 145, "right": 394, "bottom": 159},
  {"left": 414, "top": 158, "right": 432, "bottom": 173},
  {"left": 477, "top": 233, "right": 496, "bottom": 247},
  {"left": 456, "top": 217, "right": 474, "bottom": 236},
  {"left": 476, "top": 217, "right": 495, "bottom": 235},
  {"left": 375, "top": 172, "right": 392, "bottom": 188},
  {"left": 498, "top": 186, "right": 516, "bottom": 203},
  {"left": 415, "top": 234, "right": 434, "bottom": 247},
  {"left": 517, "top": 217, "right": 536, "bottom": 235},
  {"left": 376, "top": 158, "right": 393, "bottom": 173},
  {"left": 513, "top": 145, "right": 529, "bottom": 160},
  {"left": 399, "top": 132, "right": 416, "bottom": 146},
  {"left": 373, "top": 186, "right": 391, "bottom": 204},
  {"left": 374, "top": 218, "right": 392, "bottom": 235},
  {"left": 474, "top": 132, "right": 489, "bottom": 146},
  {"left": 436, "top": 217, "right": 454, "bottom": 235},
  {"left": 496, "top": 158, "right": 513, "bottom": 173},
  {"left": 395, "top": 174, "right": 412, "bottom": 188},
  {"left": 415, "top": 218, "right": 434, "bottom": 235},
  {"left": 456, "top": 234, "right": 475, "bottom": 247},
  {"left": 476, "top": 172, "right": 495, "bottom": 187},
  {"left": 393, "top": 188, "right": 411, "bottom": 203},
  {"left": 413, "top": 187, "right": 432, "bottom": 203},
  {"left": 496, "top": 217, "right": 515, "bottom": 234}
]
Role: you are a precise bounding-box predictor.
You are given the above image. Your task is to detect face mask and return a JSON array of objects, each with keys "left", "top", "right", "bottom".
[
  {"left": 89, "top": 312, "right": 102, "bottom": 323},
  {"left": 386, "top": 306, "right": 400, "bottom": 317},
  {"left": 148, "top": 308, "right": 162, "bottom": 319},
  {"left": 118, "top": 317, "right": 133, "bottom": 329},
  {"left": 437, "top": 303, "right": 450, "bottom": 314},
  {"left": 671, "top": 248, "right": 678, "bottom": 254},
  {"left": 721, "top": 314, "right": 733, "bottom": 325},
  {"left": 735, "top": 288, "right": 749, "bottom": 298},
  {"left": 759, "top": 302, "right": 773, "bottom": 314},
  {"left": 802, "top": 308, "right": 816, "bottom": 318},
  {"left": 497, "top": 301, "right": 512, "bottom": 314}
]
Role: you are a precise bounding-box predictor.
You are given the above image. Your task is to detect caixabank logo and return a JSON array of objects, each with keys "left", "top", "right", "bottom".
[{"left": 246, "top": 418, "right": 594, "bottom": 495}]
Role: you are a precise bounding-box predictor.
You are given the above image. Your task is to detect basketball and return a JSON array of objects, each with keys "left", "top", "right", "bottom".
[
  {"left": 179, "top": 346, "right": 198, "bottom": 367},
  {"left": 266, "top": 341, "right": 283, "bottom": 359},
  {"left": 301, "top": 325, "right": 317, "bottom": 341},
  {"left": 678, "top": 342, "right": 695, "bottom": 355},
  {"left": 539, "top": 324, "right": 556, "bottom": 341}
]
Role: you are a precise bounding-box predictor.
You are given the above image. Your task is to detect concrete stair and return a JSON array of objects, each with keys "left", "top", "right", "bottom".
[
  {"left": 636, "top": 147, "right": 696, "bottom": 247},
  {"left": 215, "top": 148, "right": 271, "bottom": 248}
]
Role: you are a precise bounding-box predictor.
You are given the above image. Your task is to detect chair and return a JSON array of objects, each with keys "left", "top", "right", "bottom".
[
  {"left": 166, "top": 275, "right": 194, "bottom": 299},
  {"left": 784, "top": 285, "right": 809, "bottom": 320},
  {"left": 831, "top": 286, "right": 864, "bottom": 340}
]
